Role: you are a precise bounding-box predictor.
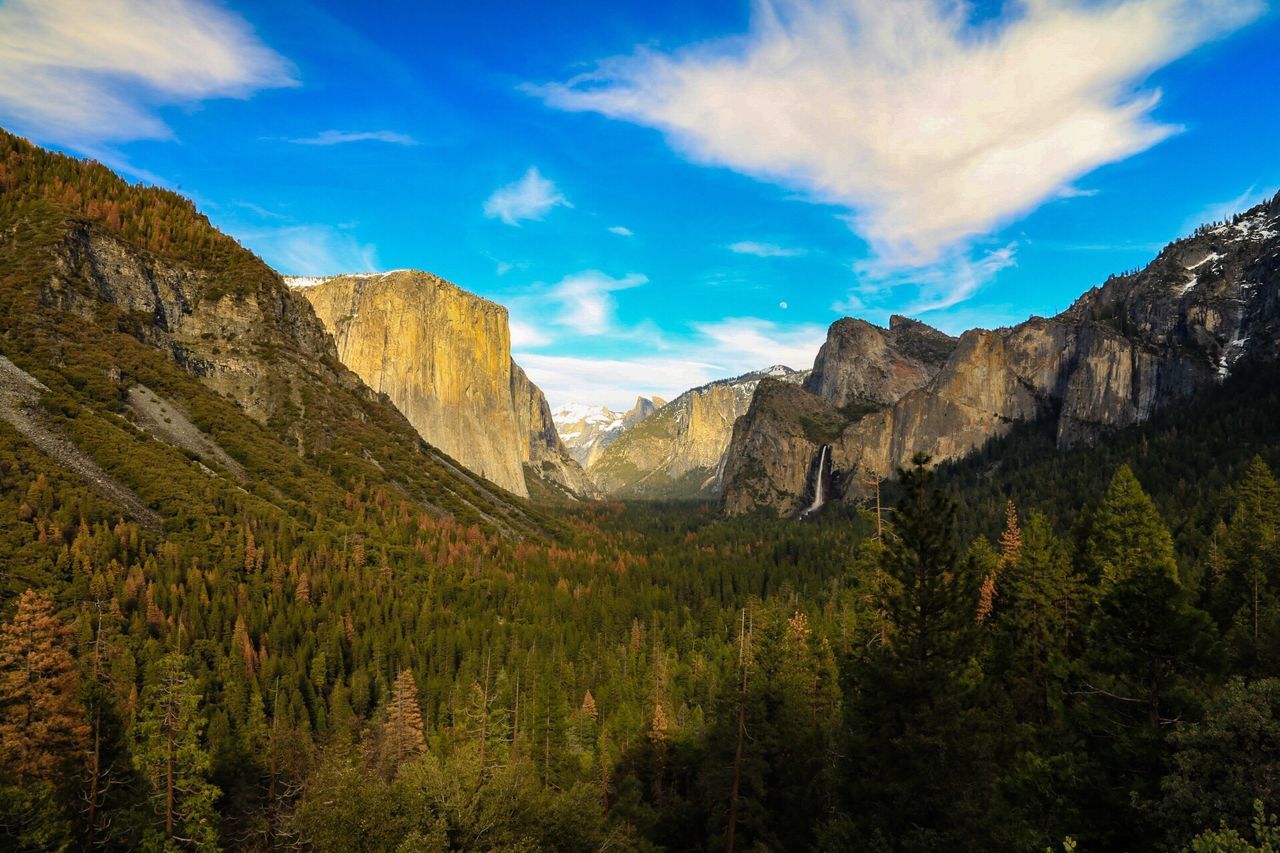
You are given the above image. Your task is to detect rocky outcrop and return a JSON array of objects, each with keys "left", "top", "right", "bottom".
[
  {"left": 804, "top": 315, "right": 956, "bottom": 406},
  {"left": 510, "top": 362, "right": 600, "bottom": 499},
  {"left": 722, "top": 192, "right": 1280, "bottom": 516},
  {"left": 294, "top": 270, "right": 593, "bottom": 499},
  {"left": 590, "top": 366, "right": 805, "bottom": 498},
  {"left": 720, "top": 379, "right": 841, "bottom": 516},
  {"left": 39, "top": 222, "right": 368, "bottom": 455},
  {"left": 553, "top": 396, "right": 665, "bottom": 469}
]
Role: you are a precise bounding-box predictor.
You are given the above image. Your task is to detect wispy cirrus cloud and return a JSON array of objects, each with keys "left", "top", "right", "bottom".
[
  {"left": 608, "top": 225, "right": 635, "bottom": 237},
  {"left": 728, "top": 241, "right": 806, "bottom": 258},
  {"left": 1180, "top": 185, "right": 1276, "bottom": 233},
  {"left": 839, "top": 244, "right": 1018, "bottom": 317},
  {"left": 532, "top": 0, "right": 1263, "bottom": 269},
  {"left": 232, "top": 223, "right": 380, "bottom": 277},
  {"left": 548, "top": 270, "right": 648, "bottom": 336},
  {"left": 287, "top": 130, "right": 417, "bottom": 146},
  {"left": 515, "top": 313, "right": 826, "bottom": 408},
  {"left": 483, "top": 167, "right": 571, "bottom": 226},
  {"left": 0, "top": 0, "right": 296, "bottom": 145}
]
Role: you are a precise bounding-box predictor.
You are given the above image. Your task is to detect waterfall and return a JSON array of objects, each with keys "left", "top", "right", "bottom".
[{"left": 800, "top": 444, "right": 830, "bottom": 518}]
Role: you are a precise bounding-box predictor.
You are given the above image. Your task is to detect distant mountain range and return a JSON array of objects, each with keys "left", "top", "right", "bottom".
[{"left": 4, "top": 125, "right": 1277, "bottom": 526}]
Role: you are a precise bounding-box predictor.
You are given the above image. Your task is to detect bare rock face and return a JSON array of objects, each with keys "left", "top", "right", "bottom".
[
  {"left": 804, "top": 316, "right": 956, "bottom": 406},
  {"left": 510, "top": 362, "right": 600, "bottom": 499},
  {"left": 722, "top": 191, "right": 1280, "bottom": 516},
  {"left": 295, "top": 271, "right": 593, "bottom": 499},
  {"left": 40, "top": 224, "right": 365, "bottom": 454},
  {"left": 553, "top": 396, "right": 664, "bottom": 469},
  {"left": 589, "top": 366, "right": 804, "bottom": 498},
  {"left": 720, "top": 379, "right": 837, "bottom": 516}
]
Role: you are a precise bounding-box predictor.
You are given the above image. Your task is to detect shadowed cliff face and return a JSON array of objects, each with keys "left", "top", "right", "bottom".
[
  {"left": 723, "top": 192, "right": 1280, "bottom": 516},
  {"left": 294, "top": 271, "right": 592, "bottom": 500},
  {"left": 509, "top": 362, "right": 600, "bottom": 499}
]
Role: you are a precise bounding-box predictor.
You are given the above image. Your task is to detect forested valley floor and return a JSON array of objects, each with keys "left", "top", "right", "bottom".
[{"left": 4, "top": 363, "right": 1280, "bottom": 851}]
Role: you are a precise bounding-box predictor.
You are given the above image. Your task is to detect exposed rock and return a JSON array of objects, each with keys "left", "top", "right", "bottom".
[
  {"left": 804, "top": 315, "right": 956, "bottom": 406},
  {"left": 590, "top": 366, "right": 805, "bottom": 498},
  {"left": 553, "top": 396, "right": 664, "bottom": 469},
  {"left": 722, "top": 192, "right": 1280, "bottom": 516},
  {"left": 720, "top": 379, "right": 837, "bottom": 517},
  {"left": 40, "top": 223, "right": 364, "bottom": 454},
  {"left": 510, "top": 362, "right": 600, "bottom": 499},
  {"left": 294, "top": 270, "right": 593, "bottom": 499},
  {"left": 0, "top": 355, "right": 162, "bottom": 532}
]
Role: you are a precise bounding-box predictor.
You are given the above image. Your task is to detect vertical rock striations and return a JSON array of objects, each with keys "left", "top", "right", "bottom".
[
  {"left": 722, "top": 191, "right": 1280, "bottom": 516},
  {"left": 294, "top": 271, "right": 593, "bottom": 499}
]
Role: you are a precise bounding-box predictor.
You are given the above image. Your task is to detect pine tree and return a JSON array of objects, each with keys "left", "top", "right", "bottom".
[
  {"left": 1084, "top": 465, "right": 1179, "bottom": 590},
  {"left": 996, "top": 511, "right": 1080, "bottom": 722},
  {"left": 132, "top": 652, "right": 221, "bottom": 849},
  {"left": 999, "top": 499, "right": 1023, "bottom": 566},
  {"left": 383, "top": 669, "right": 427, "bottom": 768},
  {"left": 1079, "top": 470, "right": 1219, "bottom": 845},
  {"left": 1218, "top": 456, "right": 1280, "bottom": 672},
  {"left": 0, "top": 589, "right": 89, "bottom": 782},
  {"left": 848, "top": 454, "right": 989, "bottom": 846}
]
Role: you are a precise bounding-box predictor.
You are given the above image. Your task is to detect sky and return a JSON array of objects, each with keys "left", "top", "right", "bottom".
[{"left": 1, "top": 0, "right": 1278, "bottom": 409}]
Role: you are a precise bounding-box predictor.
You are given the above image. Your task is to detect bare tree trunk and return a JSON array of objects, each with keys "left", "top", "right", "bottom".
[
  {"left": 165, "top": 724, "right": 175, "bottom": 841},
  {"left": 727, "top": 608, "right": 750, "bottom": 853},
  {"left": 510, "top": 675, "right": 520, "bottom": 763},
  {"left": 87, "top": 705, "right": 100, "bottom": 850}
]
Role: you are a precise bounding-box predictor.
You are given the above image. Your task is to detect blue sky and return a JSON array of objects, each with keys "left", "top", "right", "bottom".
[{"left": 1, "top": 0, "right": 1277, "bottom": 408}]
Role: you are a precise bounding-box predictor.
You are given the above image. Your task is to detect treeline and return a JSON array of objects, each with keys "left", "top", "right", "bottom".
[{"left": 3, "top": 434, "right": 1278, "bottom": 849}]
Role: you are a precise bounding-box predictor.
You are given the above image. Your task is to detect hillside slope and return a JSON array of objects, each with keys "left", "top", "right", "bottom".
[{"left": 0, "top": 129, "right": 546, "bottom": 556}]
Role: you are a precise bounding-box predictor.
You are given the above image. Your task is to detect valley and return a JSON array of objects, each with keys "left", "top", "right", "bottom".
[{"left": 1, "top": 123, "right": 1279, "bottom": 853}]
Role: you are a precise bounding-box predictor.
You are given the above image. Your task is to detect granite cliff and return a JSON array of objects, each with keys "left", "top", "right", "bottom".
[
  {"left": 292, "top": 271, "right": 593, "bottom": 499},
  {"left": 722, "top": 192, "right": 1280, "bottom": 516},
  {"left": 1, "top": 128, "right": 542, "bottom": 535}
]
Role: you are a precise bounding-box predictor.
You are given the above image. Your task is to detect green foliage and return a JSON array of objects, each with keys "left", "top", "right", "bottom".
[{"left": 3, "top": 126, "right": 1280, "bottom": 850}]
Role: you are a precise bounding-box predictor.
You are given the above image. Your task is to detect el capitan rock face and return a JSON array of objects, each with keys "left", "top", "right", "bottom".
[
  {"left": 293, "top": 270, "right": 593, "bottom": 499},
  {"left": 723, "top": 193, "right": 1280, "bottom": 516}
]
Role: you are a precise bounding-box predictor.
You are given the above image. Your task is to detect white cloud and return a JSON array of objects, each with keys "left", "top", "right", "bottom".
[
  {"left": 509, "top": 319, "right": 553, "bottom": 349},
  {"left": 483, "top": 167, "right": 571, "bottom": 225},
  {"left": 690, "top": 317, "right": 826, "bottom": 372},
  {"left": 517, "top": 315, "right": 826, "bottom": 409},
  {"left": 841, "top": 244, "right": 1018, "bottom": 316},
  {"left": 547, "top": 270, "right": 648, "bottom": 336},
  {"left": 728, "top": 241, "right": 806, "bottom": 258},
  {"left": 608, "top": 225, "right": 635, "bottom": 236},
  {"left": 287, "top": 130, "right": 417, "bottom": 146},
  {"left": 514, "top": 353, "right": 718, "bottom": 411},
  {"left": 233, "top": 223, "right": 380, "bottom": 277},
  {"left": 533, "top": 0, "right": 1263, "bottom": 265},
  {"left": 0, "top": 0, "right": 296, "bottom": 144}
]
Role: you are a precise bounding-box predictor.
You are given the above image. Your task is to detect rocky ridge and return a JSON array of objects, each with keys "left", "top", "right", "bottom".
[
  {"left": 552, "top": 396, "right": 665, "bottom": 469},
  {"left": 722, "top": 192, "right": 1280, "bottom": 516}
]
